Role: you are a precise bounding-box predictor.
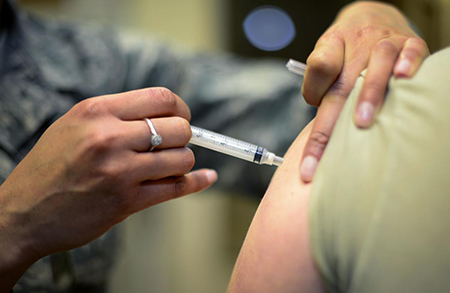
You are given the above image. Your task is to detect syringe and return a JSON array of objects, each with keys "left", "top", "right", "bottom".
[
  {"left": 189, "top": 126, "right": 284, "bottom": 167},
  {"left": 187, "top": 59, "right": 306, "bottom": 167},
  {"left": 286, "top": 59, "right": 307, "bottom": 76}
]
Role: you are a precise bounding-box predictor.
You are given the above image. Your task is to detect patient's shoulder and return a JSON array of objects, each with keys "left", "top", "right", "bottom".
[{"left": 228, "top": 121, "right": 324, "bottom": 292}]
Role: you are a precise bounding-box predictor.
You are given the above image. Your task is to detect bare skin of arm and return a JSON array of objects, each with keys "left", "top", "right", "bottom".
[{"left": 228, "top": 121, "right": 325, "bottom": 292}]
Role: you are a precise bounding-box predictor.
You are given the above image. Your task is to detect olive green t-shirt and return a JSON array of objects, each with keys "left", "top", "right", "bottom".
[{"left": 310, "top": 48, "right": 450, "bottom": 292}]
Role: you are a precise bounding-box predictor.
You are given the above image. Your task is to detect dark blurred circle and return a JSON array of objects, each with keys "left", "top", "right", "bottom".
[{"left": 243, "top": 6, "right": 296, "bottom": 52}]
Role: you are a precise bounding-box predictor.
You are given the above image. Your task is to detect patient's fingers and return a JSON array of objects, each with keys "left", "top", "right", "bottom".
[
  {"left": 300, "top": 38, "right": 367, "bottom": 183},
  {"left": 393, "top": 37, "right": 429, "bottom": 78},
  {"left": 354, "top": 36, "right": 406, "bottom": 128}
]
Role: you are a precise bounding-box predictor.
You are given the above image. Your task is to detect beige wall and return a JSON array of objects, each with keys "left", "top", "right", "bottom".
[
  {"left": 390, "top": 0, "right": 450, "bottom": 52},
  {"left": 20, "top": 0, "right": 228, "bottom": 51}
]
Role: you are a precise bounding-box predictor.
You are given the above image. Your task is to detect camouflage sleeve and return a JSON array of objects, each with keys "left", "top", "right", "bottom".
[{"left": 118, "top": 35, "right": 315, "bottom": 196}]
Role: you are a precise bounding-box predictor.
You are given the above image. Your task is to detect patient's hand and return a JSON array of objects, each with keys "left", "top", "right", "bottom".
[
  {"left": 228, "top": 121, "right": 325, "bottom": 292},
  {"left": 300, "top": 2, "right": 429, "bottom": 182}
]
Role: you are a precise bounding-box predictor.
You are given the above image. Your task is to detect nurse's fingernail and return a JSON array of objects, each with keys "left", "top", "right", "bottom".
[
  {"left": 300, "top": 156, "right": 318, "bottom": 183},
  {"left": 356, "top": 102, "right": 374, "bottom": 128},
  {"left": 395, "top": 59, "right": 411, "bottom": 77}
]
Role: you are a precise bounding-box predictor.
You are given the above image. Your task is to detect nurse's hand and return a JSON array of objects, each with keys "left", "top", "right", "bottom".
[
  {"left": 300, "top": 1, "right": 429, "bottom": 182},
  {"left": 0, "top": 87, "right": 217, "bottom": 291}
]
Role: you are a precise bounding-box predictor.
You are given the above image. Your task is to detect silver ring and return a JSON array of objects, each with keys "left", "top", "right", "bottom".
[{"left": 144, "top": 118, "right": 163, "bottom": 151}]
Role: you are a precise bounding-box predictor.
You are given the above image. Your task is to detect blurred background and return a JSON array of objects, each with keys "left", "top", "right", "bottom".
[{"left": 17, "top": 0, "right": 450, "bottom": 292}]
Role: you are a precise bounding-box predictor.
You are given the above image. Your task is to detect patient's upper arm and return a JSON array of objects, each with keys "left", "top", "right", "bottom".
[{"left": 228, "top": 121, "right": 324, "bottom": 292}]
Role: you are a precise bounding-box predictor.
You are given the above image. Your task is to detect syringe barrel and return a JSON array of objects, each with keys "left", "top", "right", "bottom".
[{"left": 190, "top": 126, "right": 261, "bottom": 164}]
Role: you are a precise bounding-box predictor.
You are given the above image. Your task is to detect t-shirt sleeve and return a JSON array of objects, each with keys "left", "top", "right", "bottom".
[{"left": 309, "top": 48, "right": 450, "bottom": 293}]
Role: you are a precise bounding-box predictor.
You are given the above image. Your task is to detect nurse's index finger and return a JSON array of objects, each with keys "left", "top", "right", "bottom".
[{"left": 104, "top": 87, "right": 191, "bottom": 121}]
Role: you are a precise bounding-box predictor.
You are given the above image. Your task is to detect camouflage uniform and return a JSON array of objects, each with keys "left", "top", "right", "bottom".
[{"left": 0, "top": 0, "right": 313, "bottom": 292}]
